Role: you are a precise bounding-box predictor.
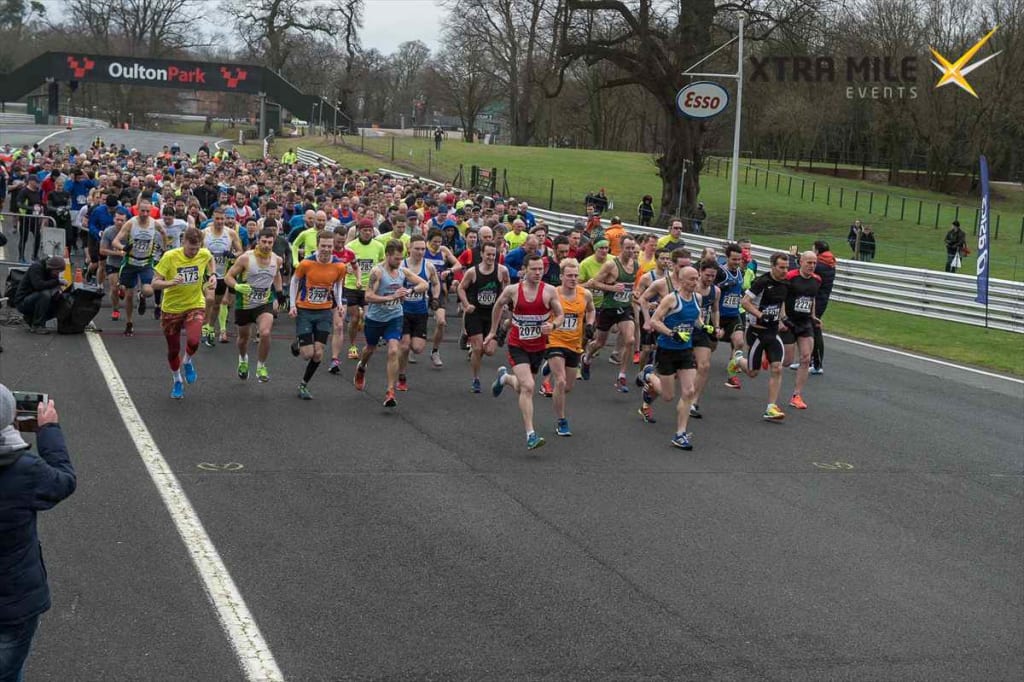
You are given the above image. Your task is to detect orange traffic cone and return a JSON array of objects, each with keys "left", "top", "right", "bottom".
[{"left": 74, "top": 268, "right": 84, "bottom": 284}]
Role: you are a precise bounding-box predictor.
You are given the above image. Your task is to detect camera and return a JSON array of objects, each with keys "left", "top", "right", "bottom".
[{"left": 12, "top": 391, "right": 47, "bottom": 432}]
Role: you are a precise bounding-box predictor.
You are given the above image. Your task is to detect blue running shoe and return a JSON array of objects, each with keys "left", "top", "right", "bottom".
[
  {"left": 492, "top": 366, "right": 507, "bottom": 397},
  {"left": 171, "top": 380, "right": 184, "bottom": 400},
  {"left": 580, "top": 355, "right": 591, "bottom": 381},
  {"left": 471, "top": 377, "right": 481, "bottom": 394},
  {"left": 555, "top": 418, "right": 572, "bottom": 437},
  {"left": 671, "top": 432, "right": 693, "bottom": 450},
  {"left": 183, "top": 361, "right": 197, "bottom": 385},
  {"left": 541, "top": 361, "right": 550, "bottom": 377},
  {"left": 526, "top": 431, "right": 546, "bottom": 450}
]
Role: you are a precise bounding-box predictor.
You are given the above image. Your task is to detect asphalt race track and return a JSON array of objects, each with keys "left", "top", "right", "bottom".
[
  {"left": 1, "top": 124, "right": 234, "bottom": 156},
  {"left": 1, "top": 125, "right": 1022, "bottom": 680}
]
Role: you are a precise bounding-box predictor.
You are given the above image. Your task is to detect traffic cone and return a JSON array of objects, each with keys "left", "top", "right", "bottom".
[{"left": 74, "top": 268, "right": 84, "bottom": 284}]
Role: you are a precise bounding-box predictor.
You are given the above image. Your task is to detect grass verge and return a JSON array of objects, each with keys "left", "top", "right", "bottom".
[{"left": 823, "top": 301, "right": 1023, "bottom": 376}]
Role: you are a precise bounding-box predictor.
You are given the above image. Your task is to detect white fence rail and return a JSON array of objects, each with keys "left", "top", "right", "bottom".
[
  {"left": 0, "top": 112, "right": 35, "bottom": 124},
  {"left": 296, "top": 147, "right": 337, "bottom": 167}
]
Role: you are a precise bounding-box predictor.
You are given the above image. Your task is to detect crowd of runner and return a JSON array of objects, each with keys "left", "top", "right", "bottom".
[{"left": 1, "top": 139, "right": 835, "bottom": 451}]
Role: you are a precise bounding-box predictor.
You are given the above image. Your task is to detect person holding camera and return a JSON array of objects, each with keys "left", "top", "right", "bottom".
[
  {"left": 0, "top": 385, "right": 76, "bottom": 681},
  {"left": 11, "top": 256, "right": 66, "bottom": 334}
]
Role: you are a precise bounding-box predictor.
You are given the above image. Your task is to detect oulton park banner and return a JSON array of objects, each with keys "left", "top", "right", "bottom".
[{"left": 53, "top": 53, "right": 264, "bottom": 94}]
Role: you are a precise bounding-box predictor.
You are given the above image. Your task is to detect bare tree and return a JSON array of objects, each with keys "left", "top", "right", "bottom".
[
  {"left": 429, "top": 36, "right": 501, "bottom": 141},
  {"left": 333, "top": 0, "right": 363, "bottom": 131},
  {"left": 221, "top": 0, "right": 333, "bottom": 73},
  {"left": 445, "top": 0, "right": 566, "bottom": 145},
  {"left": 64, "top": 0, "right": 208, "bottom": 56},
  {"left": 559, "top": 0, "right": 824, "bottom": 224}
]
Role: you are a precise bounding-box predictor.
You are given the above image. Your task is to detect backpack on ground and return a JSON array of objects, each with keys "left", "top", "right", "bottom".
[{"left": 55, "top": 284, "right": 104, "bottom": 334}]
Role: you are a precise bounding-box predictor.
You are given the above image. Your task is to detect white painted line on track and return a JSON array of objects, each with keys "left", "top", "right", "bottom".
[
  {"left": 824, "top": 332, "right": 1024, "bottom": 385},
  {"left": 86, "top": 333, "right": 284, "bottom": 681},
  {"left": 37, "top": 129, "right": 69, "bottom": 145},
  {"left": 214, "top": 138, "right": 229, "bottom": 150}
]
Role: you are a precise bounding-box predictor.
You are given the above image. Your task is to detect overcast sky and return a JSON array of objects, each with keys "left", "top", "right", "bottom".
[
  {"left": 40, "top": 0, "right": 442, "bottom": 57},
  {"left": 362, "top": 0, "right": 443, "bottom": 54}
]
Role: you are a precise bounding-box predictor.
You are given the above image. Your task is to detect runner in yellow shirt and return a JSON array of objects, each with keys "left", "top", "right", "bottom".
[{"left": 152, "top": 226, "right": 215, "bottom": 400}]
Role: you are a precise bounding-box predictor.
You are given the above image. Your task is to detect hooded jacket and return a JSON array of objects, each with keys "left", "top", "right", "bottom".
[
  {"left": 0, "top": 424, "right": 76, "bottom": 625},
  {"left": 814, "top": 250, "right": 837, "bottom": 315}
]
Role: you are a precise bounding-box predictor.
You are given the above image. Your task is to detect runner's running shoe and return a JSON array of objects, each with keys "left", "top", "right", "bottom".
[
  {"left": 471, "top": 378, "right": 481, "bottom": 394},
  {"left": 237, "top": 359, "right": 249, "bottom": 380},
  {"left": 671, "top": 432, "right": 693, "bottom": 450},
  {"left": 353, "top": 365, "right": 366, "bottom": 391},
  {"left": 526, "top": 431, "right": 546, "bottom": 450},
  {"left": 171, "top": 380, "right": 184, "bottom": 400},
  {"left": 492, "top": 366, "right": 507, "bottom": 397},
  {"left": 297, "top": 383, "right": 313, "bottom": 400},
  {"left": 256, "top": 366, "right": 269, "bottom": 383},
  {"left": 328, "top": 358, "right": 341, "bottom": 374},
  {"left": 183, "top": 362, "right": 197, "bottom": 385},
  {"left": 762, "top": 404, "right": 786, "bottom": 421},
  {"left": 396, "top": 375, "right": 408, "bottom": 392},
  {"left": 347, "top": 345, "right": 359, "bottom": 360},
  {"left": 689, "top": 404, "right": 702, "bottom": 419},
  {"left": 789, "top": 393, "right": 807, "bottom": 410},
  {"left": 555, "top": 418, "right": 572, "bottom": 437},
  {"left": 383, "top": 390, "right": 397, "bottom": 408}
]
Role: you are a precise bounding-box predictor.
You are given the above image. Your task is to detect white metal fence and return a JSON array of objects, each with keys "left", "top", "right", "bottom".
[{"left": 296, "top": 147, "right": 337, "bottom": 167}]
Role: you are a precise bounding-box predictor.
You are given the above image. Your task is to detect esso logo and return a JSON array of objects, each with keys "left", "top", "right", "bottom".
[{"left": 675, "top": 82, "right": 730, "bottom": 119}]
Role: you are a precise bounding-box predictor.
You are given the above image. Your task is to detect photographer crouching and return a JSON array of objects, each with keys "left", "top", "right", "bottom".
[
  {"left": 0, "top": 385, "right": 75, "bottom": 681},
  {"left": 11, "top": 256, "right": 66, "bottom": 335}
]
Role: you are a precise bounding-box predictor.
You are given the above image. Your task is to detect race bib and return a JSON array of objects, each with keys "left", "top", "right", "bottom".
[
  {"left": 761, "top": 304, "right": 781, "bottom": 321},
  {"left": 794, "top": 296, "right": 812, "bottom": 313},
  {"left": 178, "top": 265, "right": 200, "bottom": 284},
  {"left": 613, "top": 288, "right": 633, "bottom": 304},
  {"left": 250, "top": 287, "right": 270, "bottom": 304},
  {"left": 673, "top": 322, "right": 693, "bottom": 335},
  {"left": 132, "top": 238, "right": 152, "bottom": 258},
  {"left": 561, "top": 313, "right": 579, "bottom": 330},
  {"left": 357, "top": 258, "right": 374, "bottom": 275},
  {"left": 723, "top": 293, "right": 741, "bottom": 309},
  {"left": 214, "top": 253, "right": 228, "bottom": 265},
  {"left": 477, "top": 289, "right": 497, "bottom": 306},
  {"left": 405, "top": 290, "right": 424, "bottom": 302},
  {"left": 307, "top": 286, "right": 329, "bottom": 304},
  {"left": 517, "top": 324, "right": 542, "bottom": 340},
  {"left": 76, "top": 194, "right": 87, "bottom": 206}
]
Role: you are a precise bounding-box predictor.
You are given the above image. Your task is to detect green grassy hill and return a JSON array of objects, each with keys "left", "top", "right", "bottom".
[{"left": 284, "top": 133, "right": 1024, "bottom": 281}]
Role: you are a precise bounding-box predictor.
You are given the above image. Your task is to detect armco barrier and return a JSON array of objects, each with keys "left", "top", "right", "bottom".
[
  {"left": 357, "top": 165, "right": 1024, "bottom": 332},
  {"left": 296, "top": 147, "right": 337, "bottom": 167}
]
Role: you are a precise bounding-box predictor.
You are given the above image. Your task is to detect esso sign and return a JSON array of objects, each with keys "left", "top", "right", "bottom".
[{"left": 675, "top": 82, "right": 730, "bottom": 119}]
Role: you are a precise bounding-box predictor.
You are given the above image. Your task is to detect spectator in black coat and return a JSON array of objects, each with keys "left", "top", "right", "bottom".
[
  {"left": 811, "top": 240, "right": 836, "bottom": 373},
  {"left": 859, "top": 226, "right": 876, "bottom": 262},
  {"left": 12, "top": 256, "right": 65, "bottom": 334},
  {"left": 636, "top": 195, "right": 654, "bottom": 226},
  {"left": 0, "top": 385, "right": 76, "bottom": 681}
]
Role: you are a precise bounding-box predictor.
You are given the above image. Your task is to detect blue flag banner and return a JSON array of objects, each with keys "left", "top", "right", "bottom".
[{"left": 976, "top": 156, "right": 991, "bottom": 305}]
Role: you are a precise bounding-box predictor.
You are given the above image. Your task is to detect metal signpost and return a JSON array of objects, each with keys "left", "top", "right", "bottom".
[{"left": 680, "top": 16, "right": 745, "bottom": 241}]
